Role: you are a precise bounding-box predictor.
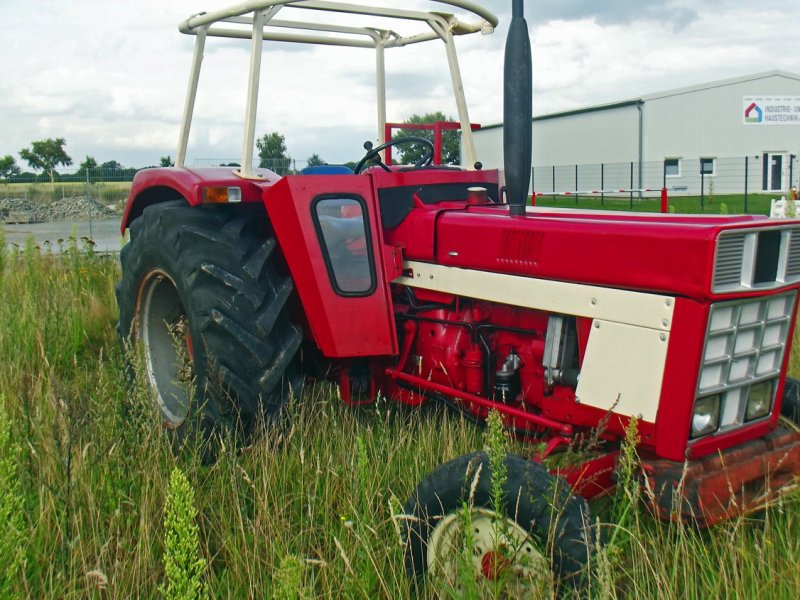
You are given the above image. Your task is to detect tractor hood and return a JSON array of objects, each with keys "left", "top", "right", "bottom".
[{"left": 433, "top": 205, "right": 798, "bottom": 302}]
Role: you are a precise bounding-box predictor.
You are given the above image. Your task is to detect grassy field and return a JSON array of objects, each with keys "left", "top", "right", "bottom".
[
  {"left": 535, "top": 193, "right": 778, "bottom": 215},
  {"left": 0, "top": 236, "right": 798, "bottom": 598}
]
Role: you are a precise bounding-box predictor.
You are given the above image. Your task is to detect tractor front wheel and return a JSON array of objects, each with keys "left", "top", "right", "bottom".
[
  {"left": 117, "top": 200, "right": 303, "bottom": 448},
  {"left": 781, "top": 377, "right": 800, "bottom": 429},
  {"left": 403, "top": 452, "right": 593, "bottom": 595}
]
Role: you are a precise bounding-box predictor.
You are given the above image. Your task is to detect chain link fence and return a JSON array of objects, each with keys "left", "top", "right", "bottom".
[
  {"left": 532, "top": 154, "right": 799, "bottom": 212},
  {"left": 191, "top": 158, "right": 319, "bottom": 174}
]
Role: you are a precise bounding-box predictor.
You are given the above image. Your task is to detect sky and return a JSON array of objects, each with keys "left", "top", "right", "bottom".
[{"left": 1, "top": 0, "right": 799, "bottom": 170}]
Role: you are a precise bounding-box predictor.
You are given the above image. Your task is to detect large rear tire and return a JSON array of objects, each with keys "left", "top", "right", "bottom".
[
  {"left": 117, "top": 200, "right": 303, "bottom": 447},
  {"left": 403, "top": 452, "right": 593, "bottom": 595}
]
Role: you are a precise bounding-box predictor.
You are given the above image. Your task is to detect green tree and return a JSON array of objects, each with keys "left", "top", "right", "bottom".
[
  {"left": 394, "top": 111, "right": 460, "bottom": 165},
  {"left": 305, "top": 153, "right": 325, "bottom": 167},
  {"left": 256, "top": 131, "right": 291, "bottom": 175},
  {"left": 0, "top": 156, "right": 20, "bottom": 182},
  {"left": 99, "top": 160, "right": 123, "bottom": 170},
  {"left": 79, "top": 156, "right": 98, "bottom": 170},
  {"left": 19, "top": 137, "right": 72, "bottom": 186},
  {"left": 77, "top": 156, "right": 98, "bottom": 183},
  {"left": 160, "top": 155, "right": 175, "bottom": 167}
]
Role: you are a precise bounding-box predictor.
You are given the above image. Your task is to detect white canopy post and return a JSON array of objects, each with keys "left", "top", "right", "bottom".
[
  {"left": 376, "top": 37, "right": 387, "bottom": 160},
  {"left": 430, "top": 18, "right": 476, "bottom": 167},
  {"left": 176, "top": 26, "right": 207, "bottom": 168},
  {"left": 239, "top": 9, "right": 267, "bottom": 178}
]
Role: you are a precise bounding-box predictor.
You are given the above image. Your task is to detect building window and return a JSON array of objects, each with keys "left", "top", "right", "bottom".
[
  {"left": 700, "top": 158, "right": 716, "bottom": 176},
  {"left": 664, "top": 158, "right": 681, "bottom": 177}
]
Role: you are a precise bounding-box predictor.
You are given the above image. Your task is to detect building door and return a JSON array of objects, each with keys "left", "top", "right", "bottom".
[{"left": 762, "top": 153, "right": 784, "bottom": 192}]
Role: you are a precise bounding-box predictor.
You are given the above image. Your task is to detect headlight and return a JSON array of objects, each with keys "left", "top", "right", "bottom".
[
  {"left": 691, "top": 395, "right": 721, "bottom": 438},
  {"left": 745, "top": 380, "right": 774, "bottom": 421}
]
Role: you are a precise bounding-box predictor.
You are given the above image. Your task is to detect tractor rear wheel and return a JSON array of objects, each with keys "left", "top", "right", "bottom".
[
  {"left": 117, "top": 200, "right": 303, "bottom": 448},
  {"left": 403, "top": 452, "right": 593, "bottom": 595}
]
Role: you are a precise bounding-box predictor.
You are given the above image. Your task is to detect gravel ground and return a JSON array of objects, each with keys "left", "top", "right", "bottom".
[{"left": 1, "top": 195, "right": 117, "bottom": 223}]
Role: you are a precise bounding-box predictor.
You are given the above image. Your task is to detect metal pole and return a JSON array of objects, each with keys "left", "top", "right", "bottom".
[
  {"left": 629, "top": 162, "right": 634, "bottom": 209},
  {"left": 700, "top": 168, "right": 705, "bottom": 211},
  {"left": 744, "top": 156, "right": 749, "bottom": 213},
  {"left": 86, "top": 168, "right": 92, "bottom": 241},
  {"left": 439, "top": 25, "right": 476, "bottom": 167},
  {"left": 637, "top": 101, "right": 644, "bottom": 201},
  {"left": 552, "top": 165, "right": 555, "bottom": 194},
  {"left": 240, "top": 10, "right": 266, "bottom": 178},
  {"left": 376, "top": 40, "right": 387, "bottom": 162},
  {"left": 531, "top": 166, "right": 535, "bottom": 195},
  {"left": 601, "top": 163, "right": 605, "bottom": 206},
  {"left": 176, "top": 27, "right": 207, "bottom": 168},
  {"left": 575, "top": 164, "right": 578, "bottom": 204},
  {"left": 433, "top": 122, "right": 443, "bottom": 165}
]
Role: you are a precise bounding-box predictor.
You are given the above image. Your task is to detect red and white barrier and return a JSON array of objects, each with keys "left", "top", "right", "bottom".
[{"left": 533, "top": 187, "right": 670, "bottom": 213}]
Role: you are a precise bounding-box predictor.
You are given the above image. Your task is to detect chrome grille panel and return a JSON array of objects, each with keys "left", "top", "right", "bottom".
[
  {"left": 713, "top": 226, "right": 800, "bottom": 293},
  {"left": 713, "top": 235, "right": 746, "bottom": 289},
  {"left": 786, "top": 231, "right": 800, "bottom": 279}
]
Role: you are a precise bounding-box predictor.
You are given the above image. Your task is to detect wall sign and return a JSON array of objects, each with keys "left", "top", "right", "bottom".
[{"left": 743, "top": 96, "right": 800, "bottom": 125}]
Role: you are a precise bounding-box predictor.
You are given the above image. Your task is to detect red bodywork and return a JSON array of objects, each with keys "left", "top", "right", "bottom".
[
  {"left": 122, "top": 165, "right": 800, "bottom": 519},
  {"left": 382, "top": 120, "right": 482, "bottom": 166}
]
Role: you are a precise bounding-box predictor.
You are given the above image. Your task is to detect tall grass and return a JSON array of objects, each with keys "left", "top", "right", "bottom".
[{"left": 0, "top": 238, "right": 797, "bottom": 598}]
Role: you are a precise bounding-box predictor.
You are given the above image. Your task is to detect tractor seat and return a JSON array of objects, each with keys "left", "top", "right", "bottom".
[{"left": 300, "top": 165, "right": 354, "bottom": 175}]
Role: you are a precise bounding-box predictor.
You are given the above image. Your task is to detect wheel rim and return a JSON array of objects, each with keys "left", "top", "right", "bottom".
[
  {"left": 136, "top": 269, "right": 195, "bottom": 427},
  {"left": 427, "top": 507, "right": 553, "bottom": 595}
]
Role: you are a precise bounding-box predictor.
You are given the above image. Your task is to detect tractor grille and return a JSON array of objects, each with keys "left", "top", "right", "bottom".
[
  {"left": 713, "top": 226, "right": 800, "bottom": 293},
  {"left": 693, "top": 292, "right": 796, "bottom": 438}
]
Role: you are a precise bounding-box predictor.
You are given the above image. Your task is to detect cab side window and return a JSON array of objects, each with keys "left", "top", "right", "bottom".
[{"left": 313, "top": 197, "right": 375, "bottom": 295}]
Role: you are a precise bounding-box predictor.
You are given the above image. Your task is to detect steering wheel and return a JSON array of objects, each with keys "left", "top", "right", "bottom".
[{"left": 354, "top": 136, "right": 435, "bottom": 174}]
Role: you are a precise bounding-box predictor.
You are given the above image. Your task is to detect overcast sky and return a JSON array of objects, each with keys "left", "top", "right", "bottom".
[{"left": 1, "top": 0, "right": 798, "bottom": 169}]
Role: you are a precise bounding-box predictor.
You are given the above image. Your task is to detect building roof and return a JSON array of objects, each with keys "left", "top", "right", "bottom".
[{"left": 478, "top": 70, "right": 800, "bottom": 131}]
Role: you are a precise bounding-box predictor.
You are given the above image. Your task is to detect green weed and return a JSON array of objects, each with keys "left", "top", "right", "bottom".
[
  {"left": 0, "top": 246, "right": 795, "bottom": 598},
  {"left": 161, "top": 467, "right": 208, "bottom": 600},
  {"left": 0, "top": 399, "right": 25, "bottom": 596}
]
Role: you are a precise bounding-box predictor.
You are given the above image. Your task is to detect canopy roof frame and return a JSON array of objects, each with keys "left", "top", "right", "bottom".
[{"left": 174, "top": 0, "right": 498, "bottom": 176}]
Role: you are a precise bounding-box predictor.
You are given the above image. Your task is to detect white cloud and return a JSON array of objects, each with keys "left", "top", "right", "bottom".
[{"left": 0, "top": 0, "right": 798, "bottom": 168}]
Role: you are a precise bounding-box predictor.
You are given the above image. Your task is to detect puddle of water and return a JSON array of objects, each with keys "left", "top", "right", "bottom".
[{"left": 3, "top": 219, "right": 126, "bottom": 254}]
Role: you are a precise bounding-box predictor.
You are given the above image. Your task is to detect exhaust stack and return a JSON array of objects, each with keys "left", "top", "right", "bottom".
[{"left": 503, "top": 0, "right": 532, "bottom": 217}]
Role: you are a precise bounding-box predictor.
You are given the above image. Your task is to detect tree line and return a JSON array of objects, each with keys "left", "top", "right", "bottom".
[
  {"left": 1, "top": 112, "right": 461, "bottom": 183},
  {"left": 0, "top": 138, "right": 175, "bottom": 185}
]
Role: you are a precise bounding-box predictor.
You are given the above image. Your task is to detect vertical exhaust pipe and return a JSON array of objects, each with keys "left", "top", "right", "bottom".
[{"left": 503, "top": 0, "right": 532, "bottom": 217}]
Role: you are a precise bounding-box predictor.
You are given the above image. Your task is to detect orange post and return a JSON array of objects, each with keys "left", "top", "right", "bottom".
[{"left": 661, "top": 187, "right": 669, "bottom": 213}]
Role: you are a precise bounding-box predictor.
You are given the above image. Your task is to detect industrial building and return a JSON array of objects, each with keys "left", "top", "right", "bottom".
[{"left": 470, "top": 70, "right": 800, "bottom": 195}]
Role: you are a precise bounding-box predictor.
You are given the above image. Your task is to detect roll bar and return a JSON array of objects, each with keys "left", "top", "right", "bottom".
[{"left": 174, "top": 0, "right": 498, "bottom": 177}]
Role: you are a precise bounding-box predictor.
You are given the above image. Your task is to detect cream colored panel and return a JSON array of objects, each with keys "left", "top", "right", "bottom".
[
  {"left": 396, "top": 261, "right": 675, "bottom": 331},
  {"left": 575, "top": 320, "right": 669, "bottom": 423}
]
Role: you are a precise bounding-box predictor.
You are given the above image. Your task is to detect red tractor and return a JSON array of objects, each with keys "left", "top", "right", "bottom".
[{"left": 117, "top": 0, "right": 800, "bottom": 590}]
